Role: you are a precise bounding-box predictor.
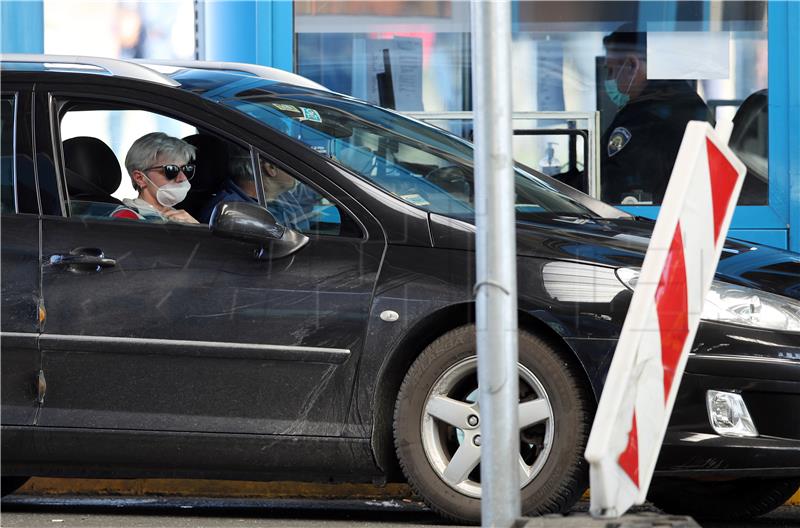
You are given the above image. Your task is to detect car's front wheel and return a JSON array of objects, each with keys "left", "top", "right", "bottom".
[
  {"left": 648, "top": 477, "right": 799, "bottom": 520},
  {"left": 393, "top": 325, "right": 592, "bottom": 524}
]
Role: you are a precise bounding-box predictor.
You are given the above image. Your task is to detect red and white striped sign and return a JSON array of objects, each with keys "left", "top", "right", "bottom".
[{"left": 584, "top": 121, "right": 746, "bottom": 517}]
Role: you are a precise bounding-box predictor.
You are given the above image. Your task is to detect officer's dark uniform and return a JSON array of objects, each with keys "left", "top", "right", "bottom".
[{"left": 600, "top": 80, "right": 714, "bottom": 204}]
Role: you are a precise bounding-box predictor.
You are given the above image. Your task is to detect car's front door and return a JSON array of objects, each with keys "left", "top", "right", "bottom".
[{"left": 35, "top": 90, "right": 385, "bottom": 437}]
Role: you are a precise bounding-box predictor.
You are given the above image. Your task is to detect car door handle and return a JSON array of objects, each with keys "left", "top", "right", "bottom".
[{"left": 48, "top": 247, "right": 116, "bottom": 273}]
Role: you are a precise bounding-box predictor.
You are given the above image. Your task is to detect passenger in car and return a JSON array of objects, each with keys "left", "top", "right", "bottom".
[
  {"left": 196, "top": 155, "right": 258, "bottom": 223},
  {"left": 114, "top": 132, "right": 199, "bottom": 224},
  {"left": 260, "top": 161, "right": 315, "bottom": 231},
  {"left": 199, "top": 157, "right": 314, "bottom": 231}
]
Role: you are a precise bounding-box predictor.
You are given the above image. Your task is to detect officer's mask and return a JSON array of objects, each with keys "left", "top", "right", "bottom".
[{"left": 605, "top": 57, "right": 638, "bottom": 108}]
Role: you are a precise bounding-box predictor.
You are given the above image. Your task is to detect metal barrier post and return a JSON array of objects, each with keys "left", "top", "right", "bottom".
[{"left": 471, "top": 1, "right": 520, "bottom": 526}]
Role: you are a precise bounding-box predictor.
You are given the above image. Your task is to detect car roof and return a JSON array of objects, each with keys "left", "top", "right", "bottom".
[{"left": 0, "top": 54, "right": 329, "bottom": 92}]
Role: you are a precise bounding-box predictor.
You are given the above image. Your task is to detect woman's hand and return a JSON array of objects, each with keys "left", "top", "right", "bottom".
[{"left": 164, "top": 209, "right": 199, "bottom": 224}]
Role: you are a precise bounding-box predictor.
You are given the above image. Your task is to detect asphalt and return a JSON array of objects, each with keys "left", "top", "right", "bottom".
[{"left": 2, "top": 495, "right": 800, "bottom": 528}]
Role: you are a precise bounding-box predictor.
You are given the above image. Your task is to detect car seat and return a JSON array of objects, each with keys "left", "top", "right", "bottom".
[
  {"left": 729, "top": 89, "right": 768, "bottom": 205},
  {"left": 178, "top": 134, "right": 232, "bottom": 219},
  {"left": 63, "top": 136, "right": 123, "bottom": 206}
]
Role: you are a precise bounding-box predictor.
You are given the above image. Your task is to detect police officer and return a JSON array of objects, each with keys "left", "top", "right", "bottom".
[{"left": 600, "top": 28, "right": 714, "bottom": 205}]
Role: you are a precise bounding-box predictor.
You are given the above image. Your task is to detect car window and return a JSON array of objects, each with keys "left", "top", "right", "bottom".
[
  {"left": 58, "top": 108, "right": 250, "bottom": 226},
  {"left": 255, "top": 153, "right": 360, "bottom": 238},
  {"left": 1, "top": 94, "right": 37, "bottom": 215},
  {"left": 1, "top": 97, "right": 16, "bottom": 213},
  {"left": 222, "top": 91, "right": 596, "bottom": 222},
  {"left": 60, "top": 110, "right": 196, "bottom": 203},
  {"left": 58, "top": 105, "right": 358, "bottom": 236}
]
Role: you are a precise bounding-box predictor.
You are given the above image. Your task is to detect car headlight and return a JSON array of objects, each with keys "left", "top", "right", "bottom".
[{"left": 615, "top": 268, "right": 800, "bottom": 332}]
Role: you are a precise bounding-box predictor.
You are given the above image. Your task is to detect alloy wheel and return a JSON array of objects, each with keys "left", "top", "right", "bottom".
[{"left": 419, "top": 356, "right": 554, "bottom": 498}]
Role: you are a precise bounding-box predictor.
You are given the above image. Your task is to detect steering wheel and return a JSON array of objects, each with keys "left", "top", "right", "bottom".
[{"left": 423, "top": 165, "right": 473, "bottom": 201}]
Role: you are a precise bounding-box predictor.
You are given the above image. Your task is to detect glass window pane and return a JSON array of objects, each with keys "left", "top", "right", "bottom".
[
  {"left": 61, "top": 110, "right": 196, "bottom": 203},
  {"left": 223, "top": 91, "right": 596, "bottom": 220},
  {"left": 256, "top": 154, "right": 359, "bottom": 238},
  {"left": 296, "top": 1, "right": 471, "bottom": 112},
  {"left": 1, "top": 97, "right": 16, "bottom": 213},
  {"left": 1, "top": 95, "right": 37, "bottom": 215},
  {"left": 296, "top": 1, "right": 769, "bottom": 207},
  {"left": 60, "top": 108, "right": 209, "bottom": 225}
]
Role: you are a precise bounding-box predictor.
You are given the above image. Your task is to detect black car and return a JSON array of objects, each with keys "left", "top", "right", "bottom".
[{"left": 1, "top": 56, "right": 799, "bottom": 524}]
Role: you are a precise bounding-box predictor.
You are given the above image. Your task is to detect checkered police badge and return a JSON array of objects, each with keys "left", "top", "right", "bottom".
[{"left": 608, "top": 127, "right": 632, "bottom": 157}]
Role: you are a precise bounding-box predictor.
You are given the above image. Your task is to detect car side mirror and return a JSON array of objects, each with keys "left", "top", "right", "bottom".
[{"left": 209, "top": 201, "right": 309, "bottom": 259}]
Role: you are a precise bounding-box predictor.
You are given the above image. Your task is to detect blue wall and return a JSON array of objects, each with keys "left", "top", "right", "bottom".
[
  {"left": 203, "top": 0, "right": 293, "bottom": 71},
  {"left": 1, "top": 1, "right": 44, "bottom": 53},
  {"left": 785, "top": 1, "right": 800, "bottom": 253}
]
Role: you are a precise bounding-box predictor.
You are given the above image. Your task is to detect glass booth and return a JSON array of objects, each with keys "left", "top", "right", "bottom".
[{"left": 295, "top": 0, "right": 797, "bottom": 252}]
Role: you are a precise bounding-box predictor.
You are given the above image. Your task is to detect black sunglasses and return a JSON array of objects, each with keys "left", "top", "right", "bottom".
[{"left": 143, "top": 164, "right": 196, "bottom": 181}]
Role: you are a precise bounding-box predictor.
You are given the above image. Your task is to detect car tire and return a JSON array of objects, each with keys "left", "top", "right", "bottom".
[
  {"left": 1, "top": 476, "right": 29, "bottom": 497},
  {"left": 393, "top": 324, "right": 591, "bottom": 524},
  {"left": 648, "top": 477, "right": 799, "bottom": 520}
]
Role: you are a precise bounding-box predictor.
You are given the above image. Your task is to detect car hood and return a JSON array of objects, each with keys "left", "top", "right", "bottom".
[{"left": 428, "top": 213, "right": 800, "bottom": 300}]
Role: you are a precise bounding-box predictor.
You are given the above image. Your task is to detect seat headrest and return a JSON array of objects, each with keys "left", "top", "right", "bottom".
[
  {"left": 730, "top": 89, "right": 768, "bottom": 205},
  {"left": 182, "top": 134, "right": 232, "bottom": 194},
  {"left": 63, "top": 136, "right": 121, "bottom": 196},
  {"left": 730, "top": 89, "right": 767, "bottom": 149}
]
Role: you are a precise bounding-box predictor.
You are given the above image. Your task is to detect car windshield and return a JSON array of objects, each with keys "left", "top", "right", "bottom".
[{"left": 220, "top": 89, "right": 595, "bottom": 220}]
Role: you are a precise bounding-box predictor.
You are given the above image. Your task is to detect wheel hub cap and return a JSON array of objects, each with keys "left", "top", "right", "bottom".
[{"left": 420, "top": 357, "right": 554, "bottom": 498}]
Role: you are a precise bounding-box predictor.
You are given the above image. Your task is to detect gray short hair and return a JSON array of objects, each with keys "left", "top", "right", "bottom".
[
  {"left": 229, "top": 155, "right": 254, "bottom": 185},
  {"left": 125, "top": 132, "right": 197, "bottom": 189}
]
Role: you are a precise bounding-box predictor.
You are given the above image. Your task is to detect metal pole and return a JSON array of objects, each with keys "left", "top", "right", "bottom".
[
  {"left": 471, "top": 1, "right": 520, "bottom": 526},
  {"left": 194, "top": 0, "right": 205, "bottom": 61}
]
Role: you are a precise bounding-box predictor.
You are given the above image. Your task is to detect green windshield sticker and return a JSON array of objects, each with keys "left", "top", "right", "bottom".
[
  {"left": 516, "top": 204, "right": 544, "bottom": 213},
  {"left": 273, "top": 103, "right": 299, "bottom": 113},
  {"left": 300, "top": 107, "right": 322, "bottom": 123}
]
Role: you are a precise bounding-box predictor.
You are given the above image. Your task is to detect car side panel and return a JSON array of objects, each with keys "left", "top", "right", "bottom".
[
  {"left": 3, "top": 425, "right": 383, "bottom": 483},
  {"left": 1, "top": 215, "right": 41, "bottom": 426},
  {"left": 351, "top": 246, "right": 625, "bottom": 476},
  {"left": 38, "top": 217, "right": 382, "bottom": 436}
]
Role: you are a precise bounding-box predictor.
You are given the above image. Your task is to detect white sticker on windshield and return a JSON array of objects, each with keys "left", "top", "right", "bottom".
[
  {"left": 273, "top": 103, "right": 299, "bottom": 113},
  {"left": 300, "top": 107, "right": 322, "bottom": 123}
]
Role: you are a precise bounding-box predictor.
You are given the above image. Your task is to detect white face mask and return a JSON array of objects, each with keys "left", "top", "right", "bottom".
[{"left": 143, "top": 174, "right": 191, "bottom": 207}]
